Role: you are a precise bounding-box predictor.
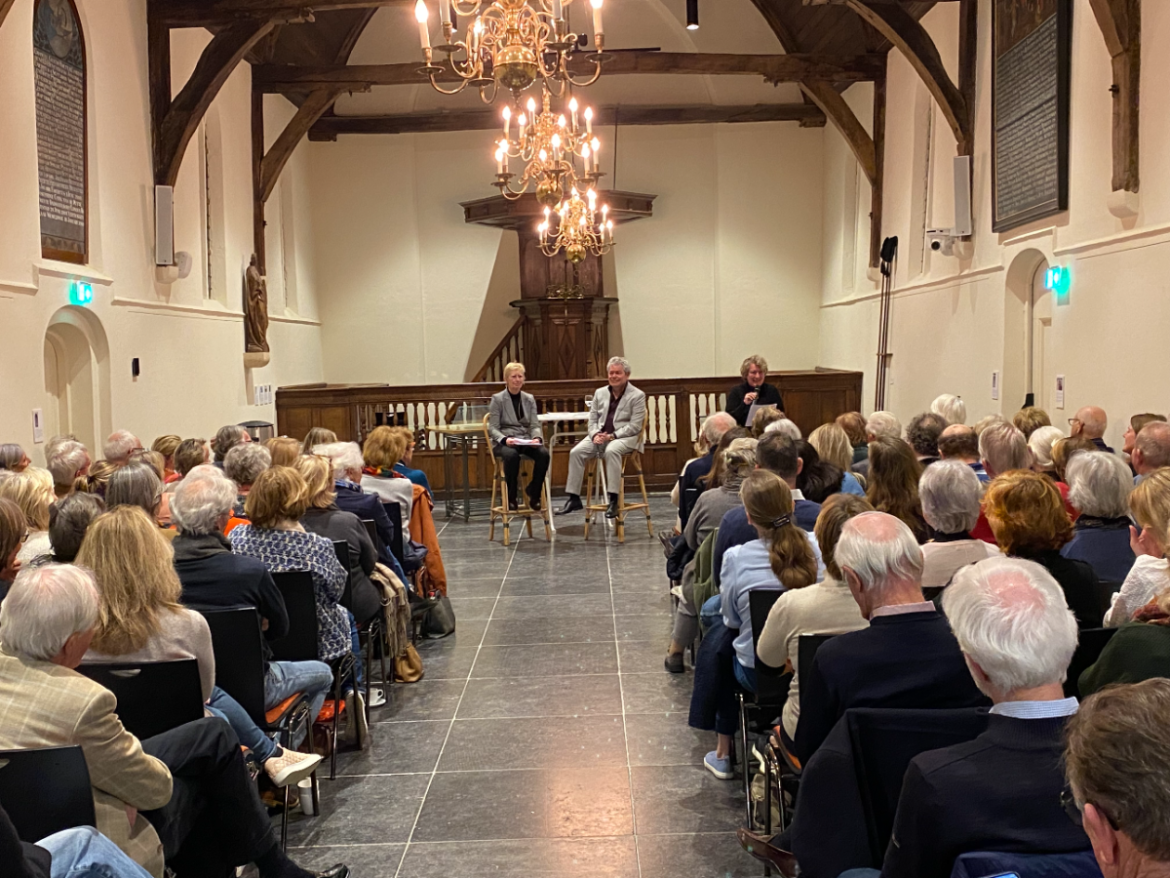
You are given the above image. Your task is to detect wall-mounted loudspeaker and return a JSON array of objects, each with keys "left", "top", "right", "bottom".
[
  {"left": 155, "top": 185, "right": 174, "bottom": 266},
  {"left": 952, "top": 155, "right": 972, "bottom": 237}
]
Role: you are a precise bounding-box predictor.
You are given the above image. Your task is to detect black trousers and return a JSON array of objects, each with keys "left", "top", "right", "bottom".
[
  {"left": 495, "top": 443, "right": 550, "bottom": 502},
  {"left": 142, "top": 716, "right": 276, "bottom": 877}
]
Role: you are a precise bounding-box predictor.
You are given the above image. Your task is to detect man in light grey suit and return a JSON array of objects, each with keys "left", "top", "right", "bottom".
[
  {"left": 558, "top": 356, "right": 647, "bottom": 519},
  {"left": 488, "top": 363, "right": 550, "bottom": 510}
]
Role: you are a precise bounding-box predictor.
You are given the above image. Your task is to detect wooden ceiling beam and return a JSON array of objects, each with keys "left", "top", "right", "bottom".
[
  {"left": 1089, "top": 0, "right": 1140, "bottom": 192},
  {"left": 0, "top": 0, "right": 17, "bottom": 31},
  {"left": 307, "top": 103, "right": 826, "bottom": 139},
  {"left": 253, "top": 51, "right": 887, "bottom": 93},
  {"left": 260, "top": 85, "right": 360, "bottom": 200},
  {"left": 154, "top": 0, "right": 409, "bottom": 28},
  {"left": 800, "top": 80, "right": 876, "bottom": 185}
]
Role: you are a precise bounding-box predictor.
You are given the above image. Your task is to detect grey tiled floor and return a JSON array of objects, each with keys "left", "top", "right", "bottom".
[{"left": 288, "top": 495, "right": 760, "bottom": 877}]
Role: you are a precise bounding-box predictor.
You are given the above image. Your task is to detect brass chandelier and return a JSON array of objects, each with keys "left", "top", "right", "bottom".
[
  {"left": 539, "top": 186, "right": 614, "bottom": 264},
  {"left": 492, "top": 87, "right": 602, "bottom": 202},
  {"left": 414, "top": 0, "right": 610, "bottom": 103}
]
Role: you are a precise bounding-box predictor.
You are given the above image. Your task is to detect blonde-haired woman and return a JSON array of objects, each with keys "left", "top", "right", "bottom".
[
  {"left": 265, "top": 436, "right": 302, "bottom": 468},
  {"left": 0, "top": 467, "right": 54, "bottom": 564},
  {"left": 726, "top": 354, "right": 784, "bottom": 427},
  {"left": 151, "top": 434, "right": 182, "bottom": 482},
  {"left": 808, "top": 423, "right": 866, "bottom": 496},
  {"left": 488, "top": 362, "right": 549, "bottom": 510},
  {"left": 80, "top": 506, "right": 321, "bottom": 787},
  {"left": 1104, "top": 469, "right": 1170, "bottom": 627},
  {"left": 690, "top": 469, "right": 818, "bottom": 779},
  {"left": 360, "top": 425, "right": 413, "bottom": 528}
]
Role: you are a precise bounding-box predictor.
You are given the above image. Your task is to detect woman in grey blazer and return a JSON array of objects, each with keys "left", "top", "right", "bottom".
[{"left": 488, "top": 363, "right": 550, "bottom": 510}]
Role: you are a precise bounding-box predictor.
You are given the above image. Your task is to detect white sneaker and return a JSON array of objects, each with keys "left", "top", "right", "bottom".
[{"left": 263, "top": 748, "right": 323, "bottom": 788}]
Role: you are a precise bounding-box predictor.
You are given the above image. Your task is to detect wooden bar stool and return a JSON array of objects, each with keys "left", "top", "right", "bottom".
[
  {"left": 583, "top": 423, "right": 653, "bottom": 544},
  {"left": 483, "top": 415, "right": 552, "bottom": 546}
]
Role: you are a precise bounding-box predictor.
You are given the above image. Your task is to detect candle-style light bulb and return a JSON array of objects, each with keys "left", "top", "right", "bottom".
[
  {"left": 551, "top": 133, "right": 561, "bottom": 152},
  {"left": 495, "top": 148, "right": 504, "bottom": 174},
  {"left": 415, "top": 0, "right": 430, "bottom": 49},
  {"left": 539, "top": 148, "right": 548, "bottom": 163},
  {"left": 591, "top": 137, "right": 601, "bottom": 172},
  {"left": 439, "top": 0, "right": 450, "bottom": 29},
  {"left": 584, "top": 106, "right": 593, "bottom": 134},
  {"left": 502, "top": 106, "right": 511, "bottom": 139},
  {"left": 582, "top": 144, "right": 591, "bottom": 163},
  {"left": 557, "top": 115, "right": 566, "bottom": 130},
  {"left": 569, "top": 97, "right": 579, "bottom": 131},
  {"left": 527, "top": 96, "right": 537, "bottom": 115},
  {"left": 590, "top": 0, "right": 604, "bottom": 36}
]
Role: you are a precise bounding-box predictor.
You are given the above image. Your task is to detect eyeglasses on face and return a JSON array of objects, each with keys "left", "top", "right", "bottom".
[{"left": 1061, "top": 788, "right": 1118, "bottom": 830}]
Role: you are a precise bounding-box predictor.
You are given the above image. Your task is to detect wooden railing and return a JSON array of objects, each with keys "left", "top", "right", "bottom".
[
  {"left": 276, "top": 369, "right": 863, "bottom": 492},
  {"left": 471, "top": 316, "right": 527, "bottom": 383}
]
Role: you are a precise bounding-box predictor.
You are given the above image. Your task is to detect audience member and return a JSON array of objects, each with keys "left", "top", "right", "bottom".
[
  {"left": 937, "top": 424, "right": 988, "bottom": 482},
  {"left": 103, "top": 430, "right": 142, "bottom": 466},
  {"left": 130, "top": 449, "right": 168, "bottom": 483},
  {"left": 1081, "top": 585, "right": 1170, "bottom": 695},
  {"left": 266, "top": 436, "right": 302, "bottom": 468},
  {"left": 1064, "top": 679, "right": 1170, "bottom": 878},
  {"left": 807, "top": 424, "right": 865, "bottom": 496},
  {"left": 906, "top": 412, "right": 946, "bottom": 467},
  {"left": 726, "top": 354, "right": 784, "bottom": 427},
  {"left": 751, "top": 405, "right": 787, "bottom": 438},
  {"left": 970, "top": 421, "right": 1036, "bottom": 543},
  {"left": 1130, "top": 421, "right": 1170, "bottom": 484},
  {"left": 836, "top": 411, "right": 869, "bottom": 466},
  {"left": 853, "top": 411, "right": 901, "bottom": 479},
  {"left": 1012, "top": 406, "right": 1052, "bottom": 439},
  {"left": 756, "top": 494, "right": 871, "bottom": 750},
  {"left": 865, "top": 436, "right": 929, "bottom": 543},
  {"left": 73, "top": 459, "right": 116, "bottom": 499},
  {"left": 794, "top": 512, "right": 988, "bottom": 763},
  {"left": 1070, "top": 406, "right": 1113, "bottom": 453},
  {"left": 674, "top": 412, "right": 736, "bottom": 530},
  {"left": 172, "top": 438, "right": 210, "bottom": 483},
  {"left": 0, "top": 497, "right": 24, "bottom": 589},
  {"left": 1, "top": 798, "right": 156, "bottom": 878},
  {"left": 1104, "top": 469, "right": 1170, "bottom": 626},
  {"left": 1062, "top": 452, "right": 1135, "bottom": 583},
  {"left": 764, "top": 417, "right": 802, "bottom": 441},
  {"left": 1122, "top": 413, "right": 1166, "bottom": 464},
  {"left": 360, "top": 426, "right": 414, "bottom": 528},
  {"left": 151, "top": 434, "right": 182, "bottom": 482},
  {"left": 877, "top": 557, "right": 1087, "bottom": 878},
  {"left": 691, "top": 471, "right": 817, "bottom": 779},
  {"left": 172, "top": 466, "right": 333, "bottom": 742},
  {"left": 0, "top": 443, "right": 30, "bottom": 472},
  {"left": 212, "top": 425, "right": 251, "bottom": 468},
  {"left": 794, "top": 439, "right": 846, "bottom": 505},
  {"left": 44, "top": 492, "right": 104, "bottom": 564},
  {"left": 1052, "top": 434, "right": 1096, "bottom": 484},
  {"left": 384, "top": 426, "right": 432, "bottom": 497},
  {"left": 47, "top": 439, "right": 90, "bottom": 497},
  {"left": 487, "top": 362, "right": 550, "bottom": 511},
  {"left": 0, "top": 564, "right": 347, "bottom": 878},
  {"left": 919, "top": 460, "right": 998, "bottom": 590},
  {"left": 106, "top": 461, "right": 173, "bottom": 541},
  {"left": 225, "top": 442, "right": 272, "bottom": 514},
  {"left": 1028, "top": 425, "right": 1066, "bottom": 480},
  {"left": 0, "top": 467, "right": 54, "bottom": 563},
  {"left": 973, "top": 414, "right": 1006, "bottom": 435},
  {"left": 303, "top": 427, "right": 337, "bottom": 449},
  {"left": 930, "top": 393, "right": 966, "bottom": 426},
  {"left": 983, "top": 470, "right": 1102, "bottom": 628}
]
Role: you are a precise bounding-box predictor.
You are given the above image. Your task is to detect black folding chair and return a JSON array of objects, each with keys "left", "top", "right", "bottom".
[
  {"left": 76, "top": 660, "right": 204, "bottom": 740},
  {"left": 1064, "top": 627, "right": 1120, "bottom": 698},
  {"left": 268, "top": 571, "right": 358, "bottom": 779},
  {"left": 198, "top": 606, "right": 317, "bottom": 847},
  {"left": 359, "top": 519, "right": 391, "bottom": 696},
  {"left": 0, "top": 746, "right": 95, "bottom": 844},
  {"left": 847, "top": 707, "right": 990, "bottom": 866},
  {"left": 737, "top": 588, "right": 787, "bottom": 829},
  {"left": 382, "top": 502, "right": 409, "bottom": 572},
  {"left": 1094, "top": 580, "right": 1121, "bottom": 619}
]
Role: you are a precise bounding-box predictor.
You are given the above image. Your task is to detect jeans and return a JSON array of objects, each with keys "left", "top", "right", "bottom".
[
  {"left": 838, "top": 870, "right": 881, "bottom": 878},
  {"left": 700, "top": 593, "right": 723, "bottom": 630},
  {"left": 207, "top": 686, "right": 277, "bottom": 762},
  {"left": 266, "top": 659, "right": 334, "bottom": 744},
  {"left": 37, "top": 826, "right": 153, "bottom": 878},
  {"left": 733, "top": 658, "right": 757, "bottom": 693},
  {"left": 348, "top": 610, "right": 365, "bottom": 687}
]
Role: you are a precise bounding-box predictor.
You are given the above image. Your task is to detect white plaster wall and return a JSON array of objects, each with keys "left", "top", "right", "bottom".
[
  {"left": 820, "top": 0, "right": 1170, "bottom": 450},
  {"left": 309, "top": 120, "right": 825, "bottom": 383},
  {"left": 0, "top": 0, "right": 324, "bottom": 460}
]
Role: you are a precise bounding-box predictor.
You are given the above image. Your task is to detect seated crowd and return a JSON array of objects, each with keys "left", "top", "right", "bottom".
[
  {"left": 0, "top": 423, "right": 450, "bottom": 878},
  {"left": 658, "top": 372, "right": 1170, "bottom": 878}
]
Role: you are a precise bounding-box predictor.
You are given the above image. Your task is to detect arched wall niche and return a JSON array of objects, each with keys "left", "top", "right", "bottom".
[
  {"left": 1002, "top": 249, "right": 1053, "bottom": 414},
  {"left": 42, "top": 306, "right": 110, "bottom": 452}
]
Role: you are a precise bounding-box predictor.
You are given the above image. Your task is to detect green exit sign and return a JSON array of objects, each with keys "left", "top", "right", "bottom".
[
  {"left": 1044, "top": 266, "right": 1071, "bottom": 304},
  {"left": 69, "top": 280, "right": 93, "bottom": 306}
]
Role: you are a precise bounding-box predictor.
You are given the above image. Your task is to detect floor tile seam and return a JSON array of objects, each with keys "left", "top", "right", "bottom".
[
  {"left": 290, "top": 828, "right": 738, "bottom": 851},
  {"left": 392, "top": 540, "right": 518, "bottom": 878}
]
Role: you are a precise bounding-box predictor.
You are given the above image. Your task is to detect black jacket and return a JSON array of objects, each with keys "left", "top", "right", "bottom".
[
  {"left": 301, "top": 506, "right": 382, "bottom": 625},
  {"left": 794, "top": 610, "right": 990, "bottom": 763},
  {"left": 333, "top": 481, "right": 406, "bottom": 581},
  {"left": 725, "top": 381, "right": 784, "bottom": 426},
  {"left": 174, "top": 532, "right": 289, "bottom": 660},
  {"left": 1, "top": 800, "right": 49, "bottom": 878},
  {"left": 882, "top": 714, "right": 1090, "bottom": 878},
  {"left": 1021, "top": 550, "right": 1103, "bottom": 629}
]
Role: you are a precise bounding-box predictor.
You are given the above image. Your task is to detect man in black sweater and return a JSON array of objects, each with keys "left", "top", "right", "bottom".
[
  {"left": 876, "top": 556, "right": 1091, "bottom": 878},
  {"left": 794, "top": 512, "right": 989, "bottom": 764}
]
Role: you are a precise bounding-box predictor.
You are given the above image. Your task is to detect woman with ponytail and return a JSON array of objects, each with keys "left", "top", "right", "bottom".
[{"left": 690, "top": 469, "right": 820, "bottom": 779}]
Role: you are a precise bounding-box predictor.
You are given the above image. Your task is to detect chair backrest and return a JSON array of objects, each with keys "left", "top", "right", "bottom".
[
  {"left": 1093, "top": 580, "right": 1121, "bottom": 617},
  {"left": 797, "top": 633, "right": 837, "bottom": 719},
  {"left": 197, "top": 606, "right": 268, "bottom": 727},
  {"left": 748, "top": 588, "right": 791, "bottom": 705},
  {"left": 950, "top": 849, "right": 1103, "bottom": 878},
  {"left": 361, "top": 519, "right": 377, "bottom": 546},
  {"left": 0, "top": 746, "right": 96, "bottom": 843},
  {"left": 76, "top": 659, "right": 204, "bottom": 740},
  {"left": 333, "top": 539, "right": 353, "bottom": 611},
  {"left": 1064, "top": 627, "right": 1120, "bottom": 698},
  {"left": 847, "top": 707, "right": 991, "bottom": 866},
  {"left": 268, "top": 571, "right": 321, "bottom": 662},
  {"left": 382, "top": 502, "right": 406, "bottom": 565}
]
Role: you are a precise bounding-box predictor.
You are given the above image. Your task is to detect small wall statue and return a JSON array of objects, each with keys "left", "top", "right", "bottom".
[{"left": 243, "top": 254, "right": 271, "bottom": 368}]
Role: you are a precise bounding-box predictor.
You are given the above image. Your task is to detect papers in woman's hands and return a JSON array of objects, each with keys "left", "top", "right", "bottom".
[{"left": 510, "top": 438, "right": 543, "bottom": 446}]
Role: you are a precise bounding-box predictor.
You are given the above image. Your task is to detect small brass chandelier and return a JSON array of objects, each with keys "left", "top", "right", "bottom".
[
  {"left": 539, "top": 186, "right": 614, "bottom": 264},
  {"left": 413, "top": 0, "right": 610, "bottom": 103},
  {"left": 492, "top": 88, "right": 602, "bottom": 202}
]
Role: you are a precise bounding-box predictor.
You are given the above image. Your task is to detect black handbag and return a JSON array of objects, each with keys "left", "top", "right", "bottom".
[{"left": 410, "top": 590, "right": 456, "bottom": 639}]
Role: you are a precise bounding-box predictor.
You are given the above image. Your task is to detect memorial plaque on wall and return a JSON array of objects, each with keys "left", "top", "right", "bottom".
[
  {"left": 992, "top": 0, "right": 1071, "bottom": 232},
  {"left": 34, "top": 0, "right": 87, "bottom": 264}
]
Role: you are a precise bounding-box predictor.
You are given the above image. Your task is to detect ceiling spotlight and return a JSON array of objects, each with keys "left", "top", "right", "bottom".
[{"left": 686, "top": 0, "right": 698, "bottom": 30}]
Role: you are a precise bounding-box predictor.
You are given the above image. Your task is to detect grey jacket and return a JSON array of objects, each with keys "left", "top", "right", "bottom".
[
  {"left": 588, "top": 382, "right": 647, "bottom": 442},
  {"left": 488, "top": 389, "right": 542, "bottom": 444}
]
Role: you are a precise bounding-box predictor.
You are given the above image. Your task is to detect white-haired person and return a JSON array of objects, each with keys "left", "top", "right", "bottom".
[
  {"left": 0, "top": 564, "right": 348, "bottom": 878},
  {"left": 1028, "top": 424, "right": 1066, "bottom": 479},
  {"left": 930, "top": 393, "right": 967, "bottom": 426},
  {"left": 1061, "top": 452, "right": 1136, "bottom": 584},
  {"left": 726, "top": 354, "right": 784, "bottom": 427},
  {"left": 919, "top": 460, "right": 999, "bottom": 590},
  {"left": 106, "top": 460, "right": 175, "bottom": 542},
  {"left": 970, "top": 421, "right": 1035, "bottom": 544},
  {"left": 0, "top": 467, "right": 54, "bottom": 563},
  {"left": 558, "top": 356, "right": 647, "bottom": 520},
  {"left": 852, "top": 411, "right": 902, "bottom": 480},
  {"left": 103, "top": 430, "right": 142, "bottom": 466},
  {"left": 1130, "top": 421, "right": 1170, "bottom": 485},
  {"left": 793, "top": 512, "right": 987, "bottom": 764},
  {"left": 224, "top": 441, "right": 272, "bottom": 516},
  {"left": 487, "top": 362, "right": 550, "bottom": 512},
  {"left": 172, "top": 465, "right": 335, "bottom": 744},
  {"left": 0, "top": 443, "right": 30, "bottom": 472},
  {"left": 673, "top": 411, "right": 737, "bottom": 531},
  {"left": 1065, "top": 679, "right": 1170, "bottom": 878},
  {"left": 47, "top": 439, "right": 90, "bottom": 498},
  {"left": 1103, "top": 469, "right": 1170, "bottom": 627},
  {"left": 764, "top": 417, "right": 802, "bottom": 442},
  {"left": 869, "top": 557, "right": 1089, "bottom": 878}
]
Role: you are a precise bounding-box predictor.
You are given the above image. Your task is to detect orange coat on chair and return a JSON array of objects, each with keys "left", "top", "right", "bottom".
[{"left": 408, "top": 482, "right": 448, "bottom": 596}]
